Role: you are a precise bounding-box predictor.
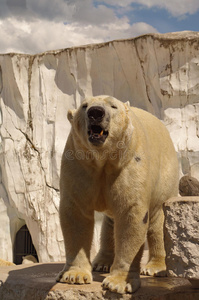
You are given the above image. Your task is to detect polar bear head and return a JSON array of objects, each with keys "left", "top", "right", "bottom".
[{"left": 68, "top": 95, "right": 133, "bottom": 150}]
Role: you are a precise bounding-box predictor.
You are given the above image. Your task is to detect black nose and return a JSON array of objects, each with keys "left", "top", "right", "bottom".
[{"left": 87, "top": 106, "right": 105, "bottom": 121}]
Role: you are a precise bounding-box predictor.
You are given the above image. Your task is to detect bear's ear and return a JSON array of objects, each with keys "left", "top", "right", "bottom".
[
  {"left": 124, "top": 101, "right": 130, "bottom": 107},
  {"left": 67, "top": 109, "right": 77, "bottom": 123},
  {"left": 124, "top": 101, "right": 131, "bottom": 112}
]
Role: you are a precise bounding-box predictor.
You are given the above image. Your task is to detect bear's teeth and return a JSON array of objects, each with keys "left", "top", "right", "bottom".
[{"left": 99, "top": 130, "right": 103, "bottom": 136}]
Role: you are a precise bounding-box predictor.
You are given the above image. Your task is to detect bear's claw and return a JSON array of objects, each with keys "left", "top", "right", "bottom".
[
  {"left": 102, "top": 273, "right": 141, "bottom": 294},
  {"left": 92, "top": 252, "right": 114, "bottom": 273},
  {"left": 56, "top": 269, "right": 92, "bottom": 284},
  {"left": 93, "top": 263, "right": 111, "bottom": 273}
]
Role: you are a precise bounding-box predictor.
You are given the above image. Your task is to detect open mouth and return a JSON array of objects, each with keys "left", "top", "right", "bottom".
[{"left": 88, "top": 125, "right": 108, "bottom": 145}]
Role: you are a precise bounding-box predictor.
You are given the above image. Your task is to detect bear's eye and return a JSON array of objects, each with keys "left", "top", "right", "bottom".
[
  {"left": 111, "top": 105, "right": 117, "bottom": 109},
  {"left": 82, "top": 103, "right": 88, "bottom": 109}
]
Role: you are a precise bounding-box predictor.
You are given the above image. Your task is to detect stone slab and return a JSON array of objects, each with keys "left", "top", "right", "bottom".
[
  {"left": 164, "top": 197, "right": 199, "bottom": 282},
  {"left": 0, "top": 263, "right": 199, "bottom": 300}
]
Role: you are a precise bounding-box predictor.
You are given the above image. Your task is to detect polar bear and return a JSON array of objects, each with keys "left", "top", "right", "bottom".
[
  {"left": 22, "top": 255, "right": 38, "bottom": 264},
  {"left": 56, "top": 95, "right": 179, "bottom": 293}
]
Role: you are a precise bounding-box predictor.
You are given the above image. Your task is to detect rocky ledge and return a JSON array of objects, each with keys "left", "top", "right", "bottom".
[{"left": 0, "top": 263, "right": 199, "bottom": 300}]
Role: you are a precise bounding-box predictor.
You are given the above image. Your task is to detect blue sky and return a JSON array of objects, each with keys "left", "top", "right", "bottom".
[
  {"left": 124, "top": 4, "right": 199, "bottom": 33},
  {"left": 0, "top": 0, "right": 198, "bottom": 54}
]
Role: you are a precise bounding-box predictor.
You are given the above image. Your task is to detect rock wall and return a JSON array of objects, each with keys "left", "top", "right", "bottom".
[{"left": 0, "top": 31, "right": 199, "bottom": 262}]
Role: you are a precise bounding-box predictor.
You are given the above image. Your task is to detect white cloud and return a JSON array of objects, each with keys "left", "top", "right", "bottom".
[
  {"left": 0, "top": 0, "right": 159, "bottom": 54},
  {"left": 0, "top": 0, "right": 130, "bottom": 53},
  {"left": 0, "top": 16, "right": 158, "bottom": 54},
  {"left": 4, "top": 0, "right": 116, "bottom": 24},
  {"left": 96, "top": 0, "right": 133, "bottom": 8},
  {"left": 130, "top": 22, "right": 158, "bottom": 36}
]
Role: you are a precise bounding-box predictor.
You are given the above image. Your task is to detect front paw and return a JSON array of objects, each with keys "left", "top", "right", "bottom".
[
  {"left": 141, "top": 259, "right": 166, "bottom": 277},
  {"left": 102, "top": 272, "right": 141, "bottom": 294},
  {"left": 56, "top": 267, "right": 92, "bottom": 284},
  {"left": 92, "top": 261, "right": 111, "bottom": 273}
]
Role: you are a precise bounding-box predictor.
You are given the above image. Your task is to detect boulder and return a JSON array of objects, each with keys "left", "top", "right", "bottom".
[
  {"left": 164, "top": 197, "right": 199, "bottom": 287},
  {"left": 179, "top": 175, "right": 199, "bottom": 196}
]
